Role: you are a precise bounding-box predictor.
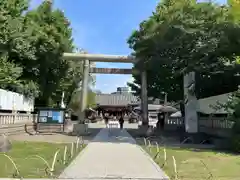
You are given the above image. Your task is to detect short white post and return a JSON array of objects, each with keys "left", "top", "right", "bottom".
[
  {"left": 148, "top": 140, "right": 152, "bottom": 152},
  {"left": 76, "top": 137, "right": 80, "bottom": 151},
  {"left": 143, "top": 138, "right": 147, "bottom": 146},
  {"left": 70, "top": 142, "right": 74, "bottom": 158},
  {"left": 172, "top": 156, "right": 177, "bottom": 180},
  {"left": 164, "top": 148, "right": 167, "bottom": 164},
  {"left": 63, "top": 146, "right": 67, "bottom": 164},
  {"left": 155, "top": 141, "right": 159, "bottom": 152}
]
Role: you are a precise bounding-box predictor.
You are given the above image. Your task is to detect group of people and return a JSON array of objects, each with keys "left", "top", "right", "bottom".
[{"left": 103, "top": 114, "right": 125, "bottom": 129}]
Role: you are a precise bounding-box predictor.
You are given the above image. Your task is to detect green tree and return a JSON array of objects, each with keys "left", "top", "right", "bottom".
[
  {"left": 0, "top": 0, "right": 38, "bottom": 97},
  {"left": 128, "top": 0, "right": 240, "bottom": 101},
  {"left": 0, "top": 58, "right": 22, "bottom": 90},
  {"left": 228, "top": 0, "right": 240, "bottom": 22},
  {"left": 22, "top": 1, "right": 74, "bottom": 106},
  {"left": 52, "top": 60, "right": 84, "bottom": 107},
  {"left": 0, "top": 0, "right": 92, "bottom": 111},
  {"left": 68, "top": 89, "right": 96, "bottom": 113}
]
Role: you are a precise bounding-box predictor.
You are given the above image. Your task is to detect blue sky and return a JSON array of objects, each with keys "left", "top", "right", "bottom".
[
  {"left": 30, "top": 0, "right": 158, "bottom": 93},
  {"left": 31, "top": 0, "right": 225, "bottom": 93}
]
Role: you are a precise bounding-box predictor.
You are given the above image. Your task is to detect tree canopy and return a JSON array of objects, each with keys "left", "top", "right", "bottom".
[
  {"left": 0, "top": 0, "right": 95, "bottom": 108},
  {"left": 0, "top": 0, "right": 38, "bottom": 96},
  {"left": 68, "top": 89, "right": 97, "bottom": 113},
  {"left": 128, "top": 0, "right": 240, "bottom": 101}
]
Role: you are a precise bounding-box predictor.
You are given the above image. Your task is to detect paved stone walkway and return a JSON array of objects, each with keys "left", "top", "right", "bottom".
[{"left": 59, "top": 128, "right": 169, "bottom": 180}]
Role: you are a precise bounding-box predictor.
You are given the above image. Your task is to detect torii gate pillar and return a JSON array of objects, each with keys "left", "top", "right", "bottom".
[
  {"left": 141, "top": 71, "right": 148, "bottom": 125},
  {"left": 78, "top": 59, "right": 90, "bottom": 123}
]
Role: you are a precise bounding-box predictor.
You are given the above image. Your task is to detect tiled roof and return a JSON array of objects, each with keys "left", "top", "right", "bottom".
[
  {"left": 96, "top": 93, "right": 139, "bottom": 106},
  {"left": 197, "top": 93, "right": 232, "bottom": 114}
]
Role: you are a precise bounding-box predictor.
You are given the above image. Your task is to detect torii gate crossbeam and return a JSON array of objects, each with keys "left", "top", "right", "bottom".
[{"left": 64, "top": 53, "right": 135, "bottom": 63}]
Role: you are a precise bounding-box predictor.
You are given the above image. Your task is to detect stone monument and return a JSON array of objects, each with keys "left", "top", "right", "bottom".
[
  {"left": 184, "top": 72, "right": 198, "bottom": 133},
  {"left": 0, "top": 134, "right": 12, "bottom": 152}
]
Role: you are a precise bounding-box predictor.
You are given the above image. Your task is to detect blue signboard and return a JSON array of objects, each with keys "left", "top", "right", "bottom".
[
  {"left": 52, "top": 111, "right": 63, "bottom": 123},
  {"left": 38, "top": 109, "right": 65, "bottom": 124}
]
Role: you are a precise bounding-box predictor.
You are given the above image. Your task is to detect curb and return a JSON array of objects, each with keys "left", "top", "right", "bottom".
[
  {"left": 125, "top": 131, "right": 169, "bottom": 180},
  {"left": 58, "top": 131, "right": 101, "bottom": 178}
]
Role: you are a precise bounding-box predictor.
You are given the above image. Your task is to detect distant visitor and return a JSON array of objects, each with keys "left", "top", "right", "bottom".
[{"left": 119, "top": 115, "right": 124, "bottom": 129}]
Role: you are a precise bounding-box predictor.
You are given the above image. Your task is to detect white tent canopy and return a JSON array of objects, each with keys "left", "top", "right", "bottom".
[
  {"left": 134, "top": 104, "right": 178, "bottom": 113},
  {"left": 170, "top": 111, "right": 182, "bottom": 117}
]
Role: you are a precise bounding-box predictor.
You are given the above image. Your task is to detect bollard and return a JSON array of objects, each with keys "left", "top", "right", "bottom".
[
  {"left": 154, "top": 142, "right": 160, "bottom": 159},
  {"left": 181, "top": 137, "right": 192, "bottom": 144},
  {"left": 2, "top": 154, "right": 20, "bottom": 177},
  {"left": 70, "top": 142, "right": 74, "bottom": 158},
  {"left": 163, "top": 148, "right": 167, "bottom": 165},
  {"left": 148, "top": 140, "right": 152, "bottom": 153},
  {"left": 79, "top": 136, "right": 84, "bottom": 147},
  {"left": 172, "top": 156, "right": 178, "bottom": 180},
  {"left": 161, "top": 147, "right": 167, "bottom": 168},
  {"left": 51, "top": 149, "right": 60, "bottom": 173},
  {"left": 76, "top": 137, "right": 80, "bottom": 151},
  {"left": 143, "top": 138, "right": 147, "bottom": 146},
  {"left": 63, "top": 146, "right": 67, "bottom": 164},
  {"left": 155, "top": 141, "right": 159, "bottom": 152}
]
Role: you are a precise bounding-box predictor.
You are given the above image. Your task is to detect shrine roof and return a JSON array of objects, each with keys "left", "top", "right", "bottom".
[{"left": 96, "top": 93, "right": 139, "bottom": 106}]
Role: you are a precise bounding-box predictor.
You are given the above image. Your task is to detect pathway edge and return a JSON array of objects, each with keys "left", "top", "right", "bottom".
[
  {"left": 58, "top": 137, "right": 91, "bottom": 178},
  {"left": 124, "top": 130, "right": 169, "bottom": 179}
]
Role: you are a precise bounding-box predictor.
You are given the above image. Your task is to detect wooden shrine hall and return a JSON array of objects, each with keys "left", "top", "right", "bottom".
[{"left": 95, "top": 92, "right": 139, "bottom": 116}]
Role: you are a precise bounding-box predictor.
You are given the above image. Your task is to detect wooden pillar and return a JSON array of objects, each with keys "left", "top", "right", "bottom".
[
  {"left": 141, "top": 71, "right": 148, "bottom": 125},
  {"left": 78, "top": 59, "right": 90, "bottom": 123},
  {"left": 184, "top": 72, "right": 198, "bottom": 133}
]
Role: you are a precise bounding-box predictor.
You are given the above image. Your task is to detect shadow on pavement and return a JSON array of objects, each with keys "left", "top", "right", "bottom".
[{"left": 26, "top": 121, "right": 234, "bottom": 154}]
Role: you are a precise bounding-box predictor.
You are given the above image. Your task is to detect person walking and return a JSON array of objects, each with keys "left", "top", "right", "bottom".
[
  {"left": 119, "top": 115, "right": 124, "bottom": 130},
  {"left": 157, "top": 112, "right": 165, "bottom": 130},
  {"left": 104, "top": 115, "right": 109, "bottom": 128}
]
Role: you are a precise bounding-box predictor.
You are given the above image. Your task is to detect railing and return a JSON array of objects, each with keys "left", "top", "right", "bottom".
[
  {"left": 165, "top": 116, "right": 234, "bottom": 138},
  {"left": 165, "top": 117, "right": 184, "bottom": 126},
  {"left": 198, "top": 117, "right": 234, "bottom": 129},
  {"left": 108, "top": 121, "right": 119, "bottom": 128},
  {"left": 0, "top": 113, "right": 37, "bottom": 125},
  {"left": 198, "top": 117, "right": 234, "bottom": 138},
  {"left": 166, "top": 116, "right": 234, "bottom": 129}
]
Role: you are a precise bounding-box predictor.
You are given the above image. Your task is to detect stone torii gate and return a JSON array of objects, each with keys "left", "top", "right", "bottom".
[{"left": 63, "top": 53, "right": 148, "bottom": 133}]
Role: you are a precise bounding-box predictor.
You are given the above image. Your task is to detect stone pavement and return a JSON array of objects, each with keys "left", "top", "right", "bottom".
[{"left": 59, "top": 128, "right": 169, "bottom": 180}]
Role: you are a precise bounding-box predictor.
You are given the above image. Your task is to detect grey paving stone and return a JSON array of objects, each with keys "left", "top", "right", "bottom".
[{"left": 59, "top": 128, "right": 169, "bottom": 180}]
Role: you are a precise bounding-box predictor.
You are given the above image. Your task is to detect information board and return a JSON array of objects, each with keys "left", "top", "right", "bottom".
[{"left": 38, "top": 109, "right": 65, "bottom": 124}]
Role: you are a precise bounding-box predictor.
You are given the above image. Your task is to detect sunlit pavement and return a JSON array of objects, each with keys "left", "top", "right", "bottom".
[
  {"left": 59, "top": 127, "right": 169, "bottom": 180},
  {"left": 88, "top": 121, "right": 139, "bottom": 129}
]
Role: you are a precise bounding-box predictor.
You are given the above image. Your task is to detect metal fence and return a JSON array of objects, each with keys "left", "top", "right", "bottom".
[
  {"left": 165, "top": 116, "right": 234, "bottom": 137},
  {"left": 0, "top": 112, "right": 235, "bottom": 137}
]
